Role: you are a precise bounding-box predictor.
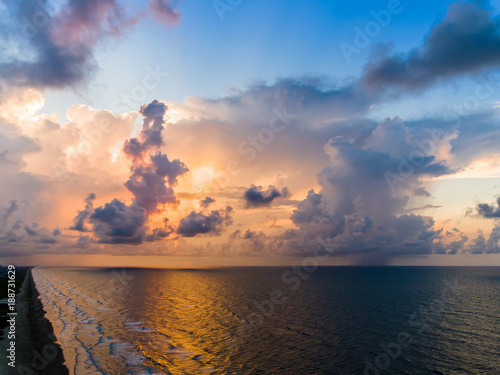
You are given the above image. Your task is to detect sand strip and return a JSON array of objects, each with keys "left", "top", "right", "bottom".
[{"left": 0, "top": 268, "right": 69, "bottom": 374}]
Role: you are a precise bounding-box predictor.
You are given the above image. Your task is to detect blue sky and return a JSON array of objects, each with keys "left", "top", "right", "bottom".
[{"left": 43, "top": 0, "right": 474, "bottom": 115}]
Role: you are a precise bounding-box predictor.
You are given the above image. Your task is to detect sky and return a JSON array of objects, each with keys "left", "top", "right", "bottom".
[{"left": 2, "top": 0, "right": 500, "bottom": 266}]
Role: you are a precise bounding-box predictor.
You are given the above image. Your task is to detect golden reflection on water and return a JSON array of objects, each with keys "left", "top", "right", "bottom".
[{"left": 136, "top": 270, "right": 238, "bottom": 374}]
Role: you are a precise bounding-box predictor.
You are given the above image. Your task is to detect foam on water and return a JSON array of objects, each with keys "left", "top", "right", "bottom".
[
  {"left": 32, "top": 267, "right": 220, "bottom": 374},
  {"left": 32, "top": 268, "right": 162, "bottom": 374}
]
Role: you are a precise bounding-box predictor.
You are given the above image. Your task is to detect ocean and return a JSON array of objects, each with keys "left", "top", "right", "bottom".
[{"left": 31, "top": 267, "right": 500, "bottom": 374}]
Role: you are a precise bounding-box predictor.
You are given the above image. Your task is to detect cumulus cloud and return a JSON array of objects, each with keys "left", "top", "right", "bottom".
[
  {"left": 123, "top": 100, "right": 168, "bottom": 161},
  {"left": 0, "top": 0, "right": 137, "bottom": 90},
  {"left": 0, "top": 121, "right": 41, "bottom": 168},
  {"left": 68, "top": 100, "right": 188, "bottom": 244},
  {"left": 476, "top": 196, "right": 500, "bottom": 218},
  {"left": 22, "top": 222, "right": 59, "bottom": 244},
  {"left": 468, "top": 225, "right": 500, "bottom": 254},
  {"left": 0, "top": 0, "right": 183, "bottom": 96},
  {"left": 125, "top": 152, "right": 188, "bottom": 213},
  {"left": 69, "top": 193, "right": 96, "bottom": 232},
  {"left": 230, "top": 229, "right": 268, "bottom": 251},
  {"left": 123, "top": 101, "right": 188, "bottom": 213},
  {"left": 145, "top": 218, "right": 175, "bottom": 242},
  {"left": 151, "top": 152, "right": 188, "bottom": 186},
  {"left": 363, "top": 1, "right": 500, "bottom": 91},
  {"left": 0, "top": 203, "right": 60, "bottom": 250},
  {"left": 90, "top": 199, "right": 147, "bottom": 244},
  {"left": 244, "top": 185, "right": 291, "bottom": 208},
  {"left": 3, "top": 46, "right": 500, "bottom": 259},
  {"left": 0, "top": 116, "right": 58, "bottom": 255},
  {"left": 465, "top": 194, "right": 500, "bottom": 254},
  {"left": 286, "top": 120, "right": 454, "bottom": 257},
  {"left": 200, "top": 196, "right": 215, "bottom": 208},
  {"left": 1, "top": 200, "right": 19, "bottom": 224},
  {"left": 177, "top": 206, "right": 233, "bottom": 237}
]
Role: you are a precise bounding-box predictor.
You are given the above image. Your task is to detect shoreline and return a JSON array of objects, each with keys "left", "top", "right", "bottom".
[{"left": 0, "top": 268, "right": 69, "bottom": 374}]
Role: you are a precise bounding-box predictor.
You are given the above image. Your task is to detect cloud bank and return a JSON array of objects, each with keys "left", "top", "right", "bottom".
[
  {"left": 3, "top": 0, "right": 500, "bottom": 260},
  {"left": 0, "top": 0, "right": 182, "bottom": 91},
  {"left": 363, "top": 1, "right": 500, "bottom": 92}
]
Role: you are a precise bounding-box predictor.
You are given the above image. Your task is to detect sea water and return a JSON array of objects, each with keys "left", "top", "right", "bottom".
[{"left": 32, "top": 267, "right": 500, "bottom": 374}]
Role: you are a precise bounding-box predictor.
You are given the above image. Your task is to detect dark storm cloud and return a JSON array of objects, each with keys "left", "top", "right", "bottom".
[
  {"left": 69, "top": 193, "right": 96, "bottom": 232},
  {"left": 476, "top": 197, "right": 500, "bottom": 218},
  {"left": 177, "top": 206, "right": 233, "bottom": 237},
  {"left": 287, "top": 135, "right": 448, "bottom": 256},
  {"left": 200, "top": 196, "right": 215, "bottom": 208},
  {"left": 243, "top": 185, "right": 291, "bottom": 208},
  {"left": 123, "top": 101, "right": 187, "bottom": 213},
  {"left": 0, "top": 0, "right": 183, "bottom": 90},
  {"left": 150, "top": 152, "right": 189, "bottom": 186},
  {"left": 123, "top": 100, "right": 168, "bottom": 160},
  {"left": 362, "top": 1, "right": 500, "bottom": 91},
  {"left": 68, "top": 101, "right": 187, "bottom": 245},
  {"left": 0, "top": 0, "right": 136, "bottom": 89},
  {"left": 125, "top": 159, "right": 186, "bottom": 214},
  {"left": 90, "top": 199, "right": 147, "bottom": 244}
]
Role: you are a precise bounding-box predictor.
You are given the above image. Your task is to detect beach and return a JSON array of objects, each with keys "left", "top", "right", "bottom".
[{"left": 0, "top": 268, "right": 68, "bottom": 374}]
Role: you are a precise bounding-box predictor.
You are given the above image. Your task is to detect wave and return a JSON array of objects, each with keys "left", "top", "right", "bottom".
[{"left": 32, "top": 268, "right": 166, "bottom": 375}]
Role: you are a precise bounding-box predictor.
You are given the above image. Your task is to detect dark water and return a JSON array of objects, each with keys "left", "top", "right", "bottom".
[{"left": 32, "top": 267, "right": 500, "bottom": 374}]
